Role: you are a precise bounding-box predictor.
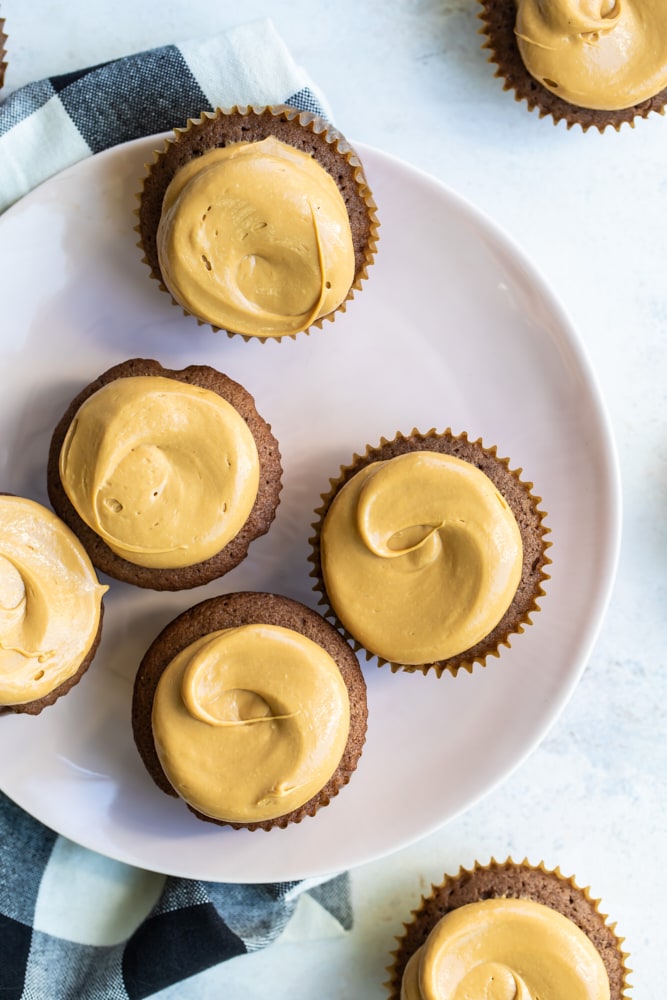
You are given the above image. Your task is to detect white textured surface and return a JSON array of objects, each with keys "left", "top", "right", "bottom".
[{"left": 3, "top": 1, "right": 666, "bottom": 996}]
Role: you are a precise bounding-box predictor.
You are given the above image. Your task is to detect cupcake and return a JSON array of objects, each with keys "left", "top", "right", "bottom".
[
  {"left": 387, "top": 858, "right": 631, "bottom": 999},
  {"left": 310, "top": 429, "right": 550, "bottom": 677},
  {"left": 47, "top": 358, "right": 282, "bottom": 591},
  {"left": 131, "top": 591, "right": 368, "bottom": 830},
  {"left": 0, "top": 19, "right": 7, "bottom": 91},
  {"left": 478, "top": 0, "right": 667, "bottom": 131},
  {"left": 136, "top": 104, "right": 379, "bottom": 341},
  {"left": 0, "top": 494, "right": 107, "bottom": 715}
]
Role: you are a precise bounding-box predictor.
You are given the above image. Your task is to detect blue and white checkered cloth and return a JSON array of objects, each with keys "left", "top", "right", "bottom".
[
  {"left": 0, "top": 18, "right": 351, "bottom": 999},
  {"left": 0, "top": 17, "right": 332, "bottom": 213}
]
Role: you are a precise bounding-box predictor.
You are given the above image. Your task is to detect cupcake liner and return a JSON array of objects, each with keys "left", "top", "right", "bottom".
[
  {"left": 131, "top": 591, "right": 368, "bottom": 831},
  {"left": 477, "top": 0, "right": 667, "bottom": 132},
  {"left": 0, "top": 19, "right": 7, "bottom": 92},
  {"left": 386, "top": 857, "right": 632, "bottom": 999},
  {"left": 135, "top": 104, "right": 379, "bottom": 342},
  {"left": 309, "top": 428, "right": 551, "bottom": 678}
]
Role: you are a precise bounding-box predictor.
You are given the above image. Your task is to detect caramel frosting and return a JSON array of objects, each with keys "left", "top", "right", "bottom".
[
  {"left": 515, "top": 0, "right": 667, "bottom": 110},
  {"left": 59, "top": 375, "right": 259, "bottom": 569},
  {"left": 320, "top": 451, "right": 522, "bottom": 664},
  {"left": 0, "top": 496, "right": 107, "bottom": 705},
  {"left": 152, "top": 624, "right": 350, "bottom": 823},
  {"left": 156, "top": 136, "right": 356, "bottom": 338},
  {"left": 401, "top": 897, "right": 610, "bottom": 1000}
]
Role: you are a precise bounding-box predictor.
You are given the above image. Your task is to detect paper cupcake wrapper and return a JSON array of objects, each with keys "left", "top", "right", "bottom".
[
  {"left": 309, "top": 428, "right": 551, "bottom": 678},
  {"left": 0, "top": 18, "right": 8, "bottom": 92},
  {"left": 386, "top": 857, "right": 632, "bottom": 999},
  {"left": 135, "top": 104, "right": 379, "bottom": 342},
  {"left": 477, "top": 0, "right": 667, "bottom": 132}
]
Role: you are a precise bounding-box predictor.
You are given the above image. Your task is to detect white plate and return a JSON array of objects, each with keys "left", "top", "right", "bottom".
[{"left": 0, "top": 137, "right": 620, "bottom": 882}]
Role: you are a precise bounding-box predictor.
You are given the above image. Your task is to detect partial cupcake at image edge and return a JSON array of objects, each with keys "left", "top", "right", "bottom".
[
  {"left": 0, "top": 18, "right": 7, "bottom": 91},
  {"left": 386, "top": 858, "right": 632, "bottom": 999},
  {"left": 131, "top": 591, "right": 368, "bottom": 831},
  {"left": 0, "top": 494, "right": 107, "bottom": 715},
  {"left": 136, "top": 104, "right": 380, "bottom": 342},
  {"left": 46, "top": 358, "right": 282, "bottom": 591},
  {"left": 309, "top": 428, "right": 550, "bottom": 677},
  {"left": 478, "top": 0, "right": 667, "bottom": 131}
]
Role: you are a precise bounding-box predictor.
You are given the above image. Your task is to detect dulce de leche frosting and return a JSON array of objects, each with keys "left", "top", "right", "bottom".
[
  {"left": 321, "top": 451, "right": 522, "bottom": 665},
  {"left": 59, "top": 375, "right": 259, "bottom": 569},
  {"left": 0, "top": 496, "right": 107, "bottom": 706},
  {"left": 401, "top": 897, "right": 610, "bottom": 1000},
  {"left": 156, "top": 136, "right": 355, "bottom": 338},
  {"left": 151, "top": 624, "right": 350, "bottom": 823},
  {"left": 515, "top": 0, "right": 667, "bottom": 110}
]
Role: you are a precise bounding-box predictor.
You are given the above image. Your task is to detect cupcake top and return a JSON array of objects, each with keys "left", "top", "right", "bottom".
[
  {"left": 401, "top": 897, "right": 610, "bottom": 998},
  {"left": 320, "top": 450, "right": 523, "bottom": 665},
  {"left": 156, "top": 136, "right": 356, "bottom": 337},
  {"left": 388, "top": 859, "right": 631, "bottom": 1000},
  {"left": 47, "top": 359, "right": 283, "bottom": 591},
  {"left": 137, "top": 105, "right": 379, "bottom": 341},
  {"left": 58, "top": 374, "right": 260, "bottom": 570},
  {"left": 515, "top": 0, "right": 667, "bottom": 111},
  {"left": 132, "top": 591, "right": 368, "bottom": 830},
  {"left": 311, "top": 429, "right": 550, "bottom": 676},
  {"left": 151, "top": 622, "right": 350, "bottom": 823},
  {"left": 479, "top": 0, "right": 667, "bottom": 129},
  {"left": 0, "top": 495, "right": 107, "bottom": 708}
]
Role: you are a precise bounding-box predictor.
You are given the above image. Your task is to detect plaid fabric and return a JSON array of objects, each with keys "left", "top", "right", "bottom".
[
  {"left": 0, "top": 17, "right": 331, "bottom": 213},
  {"left": 0, "top": 791, "right": 352, "bottom": 999},
  {"left": 0, "top": 18, "right": 350, "bottom": 998}
]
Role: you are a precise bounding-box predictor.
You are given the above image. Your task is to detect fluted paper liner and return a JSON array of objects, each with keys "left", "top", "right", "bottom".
[
  {"left": 477, "top": 0, "right": 667, "bottom": 132},
  {"left": 131, "top": 592, "right": 368, "bottom": 832},
  {"left": 135, "top": 104, "right": 379, "bottom": 342},
  {"left": 385, "top": 857, "right": 632, "bottom": 999},
  {"left": 309, "top": 428, "right": 551, "bottom": 678},
  {"left": 0, "top": 19, "right": 8, "bottom": 92}
]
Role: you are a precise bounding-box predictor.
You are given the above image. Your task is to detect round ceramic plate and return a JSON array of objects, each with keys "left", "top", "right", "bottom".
[{"left": 0, "top": 138, "right": 620, "bottom": 882}]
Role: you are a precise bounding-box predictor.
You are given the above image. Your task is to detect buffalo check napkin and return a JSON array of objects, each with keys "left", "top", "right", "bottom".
[
  {"left": 0, "top": 18, "right": 351, "bottom": 1000},
  {"left": 0, "top": 17, "right": 332, "bottom": 213}
]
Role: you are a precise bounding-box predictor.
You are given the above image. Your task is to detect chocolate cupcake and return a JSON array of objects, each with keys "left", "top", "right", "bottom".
[
  {"left": 387, "top": 858, "right": 631, "bottom": 999},
  {"left": 0, "top": 495, "right": 107, "bottom": 715},
  {"left": 0, "top": 19, "right": 7, "bottom": 92},
  {"left": 310, "top": 428, "right": 550, "bottom": 677},
  {"left": 132, "top": 591, "right": 368, "bottom": 831},
  {"left": 137, "top": 104, "right": 379, "bottom": 341},
  {"left": 47, "top": 358, "right": 282, "bottom": 591},
  {"left": 478, "top": 0, "right": 667, "bottom": 131}
]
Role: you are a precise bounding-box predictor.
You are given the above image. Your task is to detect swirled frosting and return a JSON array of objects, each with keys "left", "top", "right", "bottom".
[
  {"left": 59, "top": 375, "right": 259, "bottom": 569},
  {"left": 152, "top": 624, "right": 350, "bottom": 823},
  {"left": 156, "top": 136, "right": 356, "bottom": 338},
  {"left": 0, "top": 496, "right": 107, "bottom": 705},
  {"left": 515, "top": 0, "right": 667, "bottom": 110},
  {"left": 320, "top": 451, "right": 522, "bottom": 664},
  {"left": 401, "top": 897, "right": 610, "bottom": 1000}
]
